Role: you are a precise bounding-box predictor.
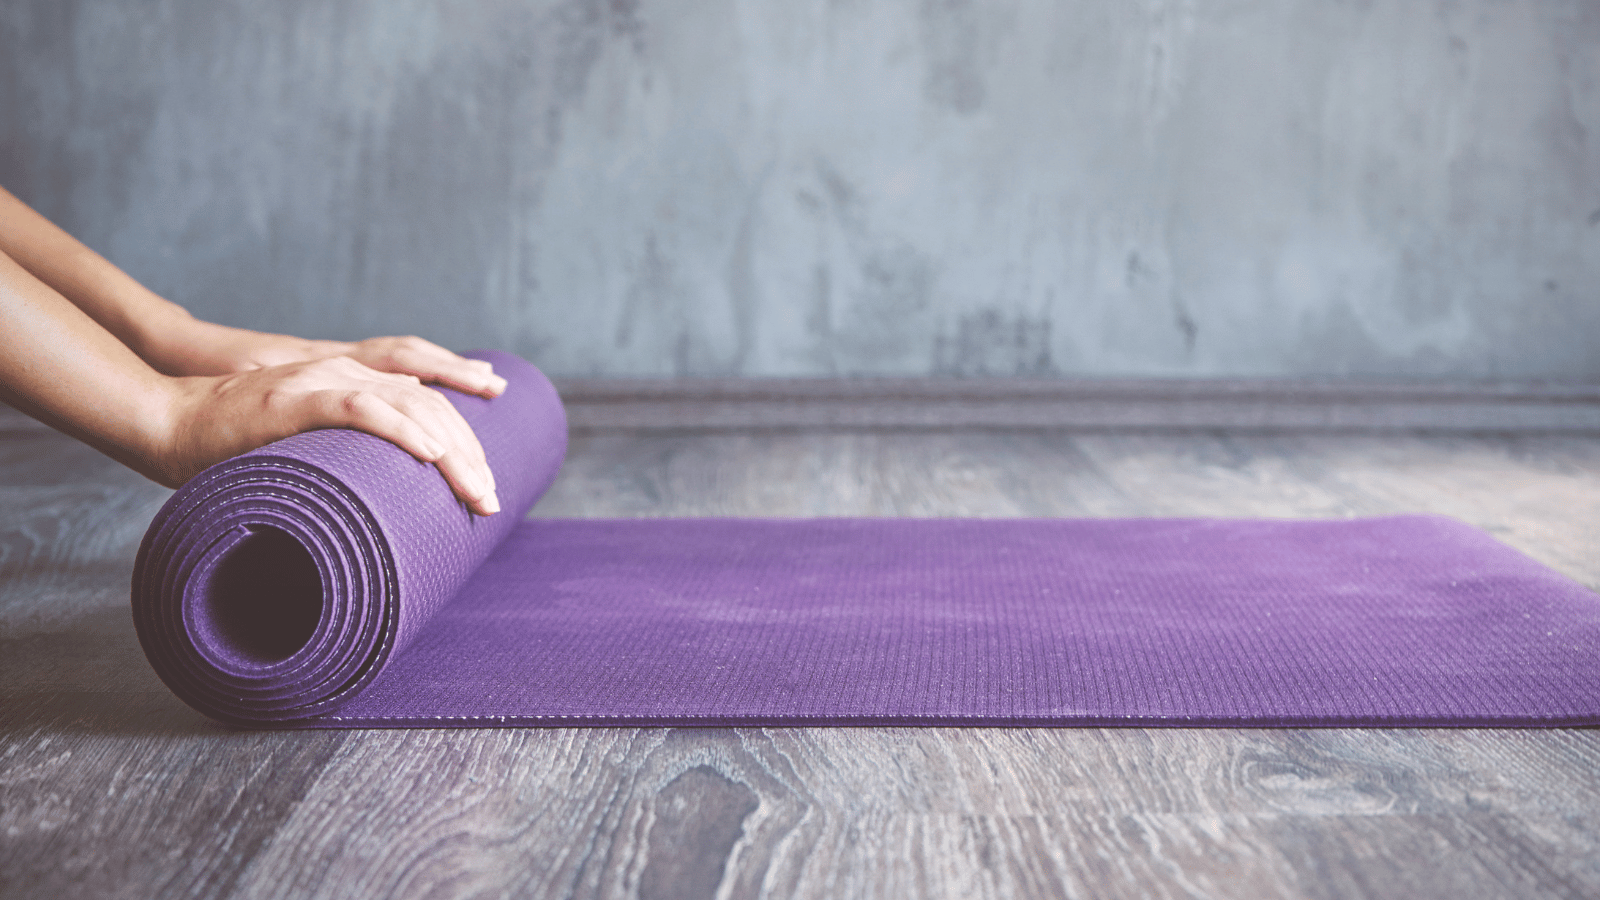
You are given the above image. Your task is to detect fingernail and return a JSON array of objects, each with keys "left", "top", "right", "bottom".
[
  {"left": 480, "top": 491, "right": 501, "bottom": 515},
  {"left": 422, "top": 438, "right": 446, "bottom": 460},
  {"left": 489, "top": 375, "right": 508, "bottom": 393}
]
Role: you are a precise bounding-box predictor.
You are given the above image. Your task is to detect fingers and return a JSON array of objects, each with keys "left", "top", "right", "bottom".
[
  {"left": 433, "top": 446, "right": 501, "bottom": 516},
  {"left": 297, "top": 360, "right": 501, "bottom": 515},
  {"left": 350, "top": 336, "right": 507, "bottom": 399},
  {"left": 316, "top": 389, "right": 445, "bottom": 466},
  {"left": 169, "top": 353, "right": 504, "bottom": 514},
  {"left": 370, "top": 372, "right": 500, "bottom": 513}
]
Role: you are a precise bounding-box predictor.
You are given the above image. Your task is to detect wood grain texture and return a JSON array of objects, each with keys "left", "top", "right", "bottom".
[{"left": 3, "top": 407, "right": 1599, "bottom": 899}]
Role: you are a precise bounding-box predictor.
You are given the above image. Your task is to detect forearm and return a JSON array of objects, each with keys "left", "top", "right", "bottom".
[
  {"left": 0, "top": 247, "right": 181, "bottom": 479},
  {"left": 0, "top": 185, "right": 212, "bottom": 371}
]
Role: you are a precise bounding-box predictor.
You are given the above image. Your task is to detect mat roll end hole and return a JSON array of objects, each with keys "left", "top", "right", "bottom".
[{"left": 199, "top": 526, "right": 324, "bottom": 666}]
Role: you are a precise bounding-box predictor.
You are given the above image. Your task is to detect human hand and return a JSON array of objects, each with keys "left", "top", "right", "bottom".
[{"left": 156, "top": 356, "right": 500, "bottom": 515}]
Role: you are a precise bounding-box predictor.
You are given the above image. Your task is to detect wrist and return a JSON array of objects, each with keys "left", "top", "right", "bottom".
[
  {"left": 131, "top": 374, "right": 208, "bottom": 487},
  {"left": 124, "top": 303, "right": 213, "bottom": 375}
]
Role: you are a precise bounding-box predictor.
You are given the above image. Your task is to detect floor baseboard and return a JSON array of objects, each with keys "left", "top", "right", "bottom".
[
  {"left": 554, "top": 377, "right": 1600, "bottom": 432},
  {"left": 6, "top": 379, "right": 1596, "bottom": 434}
]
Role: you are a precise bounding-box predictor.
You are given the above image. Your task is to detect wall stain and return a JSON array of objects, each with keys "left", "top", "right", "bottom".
[
  {"left": 616, "top": 232, "right": 671, "bottom": 349},
  {"left": 842, "top": 243, "right": 936, "bottom": 369},
  {"left": 816, "top": 160, "right": 859, "bottom": 218},
  {"left": 672, "top": 330, "right": 691, "bottom": 376},
  {"left": 723, "top": 166, "right": 772, "bottom": 374},
  {"left": 920, "top": 0, "right": 986, "bottom": 114},
  {"left": 933, "top": 309, "right": 1055, "bottom": 376},
  {"left": 1173, "top": 300, "right": 1198, "bottom": 353},
  {"left": 1126, "top": 251, "right": 1155, "bottom": 288},
  {"left": 1141, "top": 0, "right": 1196, "bottom": 129},
  {"left": 859, "top": 246, "right": 933, "bottom": 317},
  {"left": 810, "top": 157, "right": 940, "bottom": 372},
  {"left": 806, "top": 264, "right": 837, "bottom": 373},
  {"left": 550, "top": 0, "right": 644, "bottom": 103}
]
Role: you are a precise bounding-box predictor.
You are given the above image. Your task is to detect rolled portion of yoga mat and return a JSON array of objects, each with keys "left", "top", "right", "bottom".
[{"left": 131, "top": 351, "right": 566, "bottom": 724}]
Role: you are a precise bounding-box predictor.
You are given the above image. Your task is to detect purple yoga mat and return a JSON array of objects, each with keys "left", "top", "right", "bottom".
[{"left": 132, "top": 352, "right": 1600, "bottom": 727}]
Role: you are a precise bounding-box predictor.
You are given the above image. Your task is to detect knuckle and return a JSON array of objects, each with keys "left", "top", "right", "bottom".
[
  {"left": 258, "top": 384, "right": 287, "bottom": 410},
  {"left": 338, "top": 390, "right": 371, "bottom": 417}
]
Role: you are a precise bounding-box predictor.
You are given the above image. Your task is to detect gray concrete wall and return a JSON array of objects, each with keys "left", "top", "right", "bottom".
[{"left": 2, "top": 0, "right": 1597, "bottom": 379}]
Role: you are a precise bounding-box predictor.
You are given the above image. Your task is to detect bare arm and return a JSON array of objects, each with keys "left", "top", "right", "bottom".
[
  {"left": 0, "top": 185, "right": 506, "bottom": 395},
  {"left": 0, "top": 191, "right": 501, "bottom": 514},
  {"left": 0, "top": 246, "right": 180, "bottom": 477}
]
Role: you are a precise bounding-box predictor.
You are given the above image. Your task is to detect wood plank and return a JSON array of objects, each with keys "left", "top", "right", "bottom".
[
  {"left": 1226, "top": 433, "right": 1599, "bottom": 586},
  {"left": 538, "top": 431, "right": 1145, "bottom": 519},
  {"left": 226, "top": 727, "right": 1600, "bottom": 899},
  {"left": 5, "top": 418, "right": 1600, "bottom": 898},
  {"left": 0, "top": 694, "right": 346, "bottom": 900}
]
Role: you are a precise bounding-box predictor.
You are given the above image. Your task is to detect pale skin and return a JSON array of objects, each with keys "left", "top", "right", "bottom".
[{"left": 0, "top": 185, "right": 503, "bottom": 515}]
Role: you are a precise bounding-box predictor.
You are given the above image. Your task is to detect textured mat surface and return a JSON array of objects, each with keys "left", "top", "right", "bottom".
[{"left": 132, "top": 353, "right": 1600, "bottom": 727}]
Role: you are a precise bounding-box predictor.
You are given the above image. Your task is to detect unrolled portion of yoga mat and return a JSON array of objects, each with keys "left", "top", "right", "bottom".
[{"left": 133, "top": 352, "right": 1600, "bottom": 727}]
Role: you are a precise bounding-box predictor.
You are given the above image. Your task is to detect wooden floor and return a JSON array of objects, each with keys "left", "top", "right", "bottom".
[{"left": 3, "top": 411, "right": 1598, "bottom": 899}]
